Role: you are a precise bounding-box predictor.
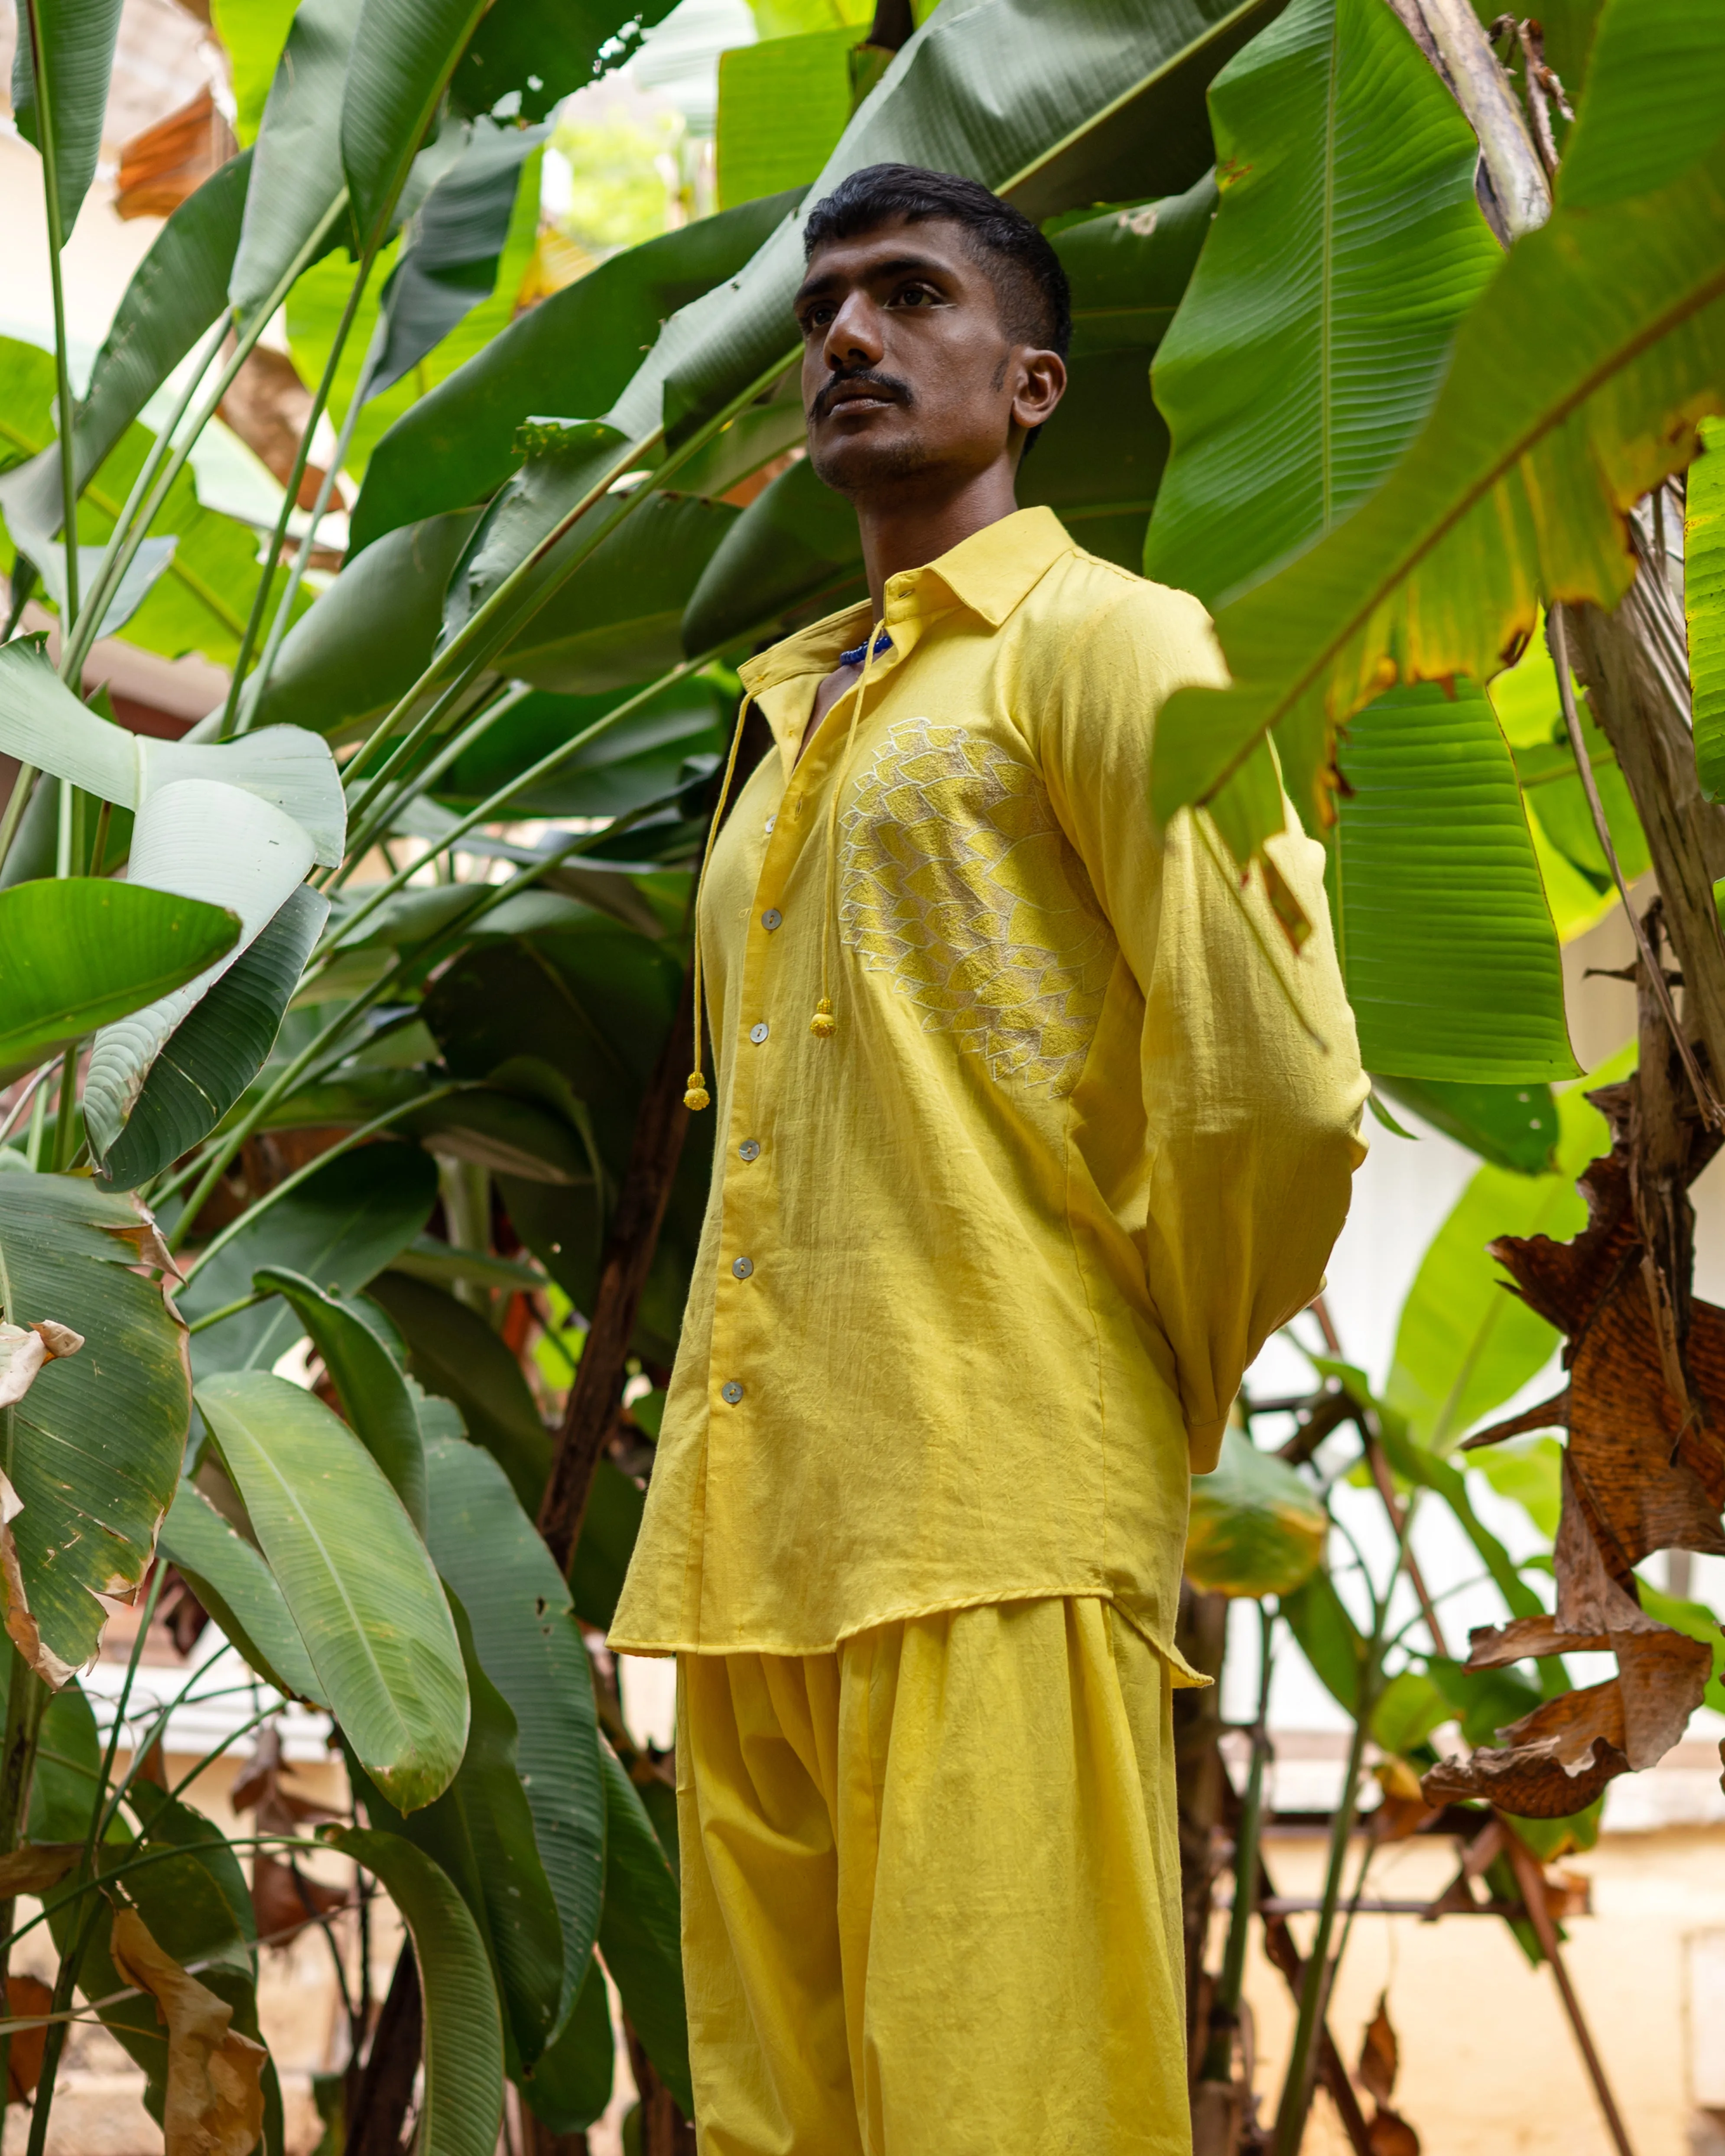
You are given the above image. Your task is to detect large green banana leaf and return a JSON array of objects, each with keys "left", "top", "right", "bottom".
[
  {"left": 350, "top": 192, "right": 801, "bottom": 554},
  {"left": 1142, "top": 0, "right": 1501, "bottom": 614},
  {"left": 198, "top": 1368, "right": 469, "bottom": 1811},
  {"left": 0, "top": 153, "right": 251, "bottom": 544},
  {"left": 1330, "top": 682, "right": 1578, "bottom": 1082},
  {"left": 349, "top": 1596, "right": 565, "bottom": 2072},
  {"left": 424, "top": 1432, "right": 607, "bottom": 2038},
  {"left": 10, "top": 0, "right": 122, "bottom": 238},
  {"left": 367, "top": 1272, "right": 551, "bottom": 1510},
  {"left": 231, "top": 0, "right": 359, "bottom": 320},
  {"left": 607, "top": 0, "right": 1285, "bottom": 457},
  {"left": 1150, "top": 0, "right": 1725, "bottom": 848},
  {"left": 247, "top": 510, "right": 484, "bottom": 737},
  {"left": 0, "top": 1174, "right": 190, "bottom": 1685},
  {"left": 0, "top": 337, "right": 311, "bottom": 669},
  {"left": 1690, "top": 416, "right": 1725, "bottom": 798},
  {"left": 363, "top": 120, "right": 546, "bottom": 405},
  {"left": 332, "top": 1829, "right": 505, "bottom": 2156},
  {"left": 96, "top": 884, "right": 329, "bottom": 1191},
  {"left": 339, "top": 0, "right": 501, "bottom": 247},
  {"left": 598, "top": 1741, "right": 691, "bottom": 2116},
  {"left": 157, "top": 1475, "right": 325, "bottom": 1701},
  {"left": 254, "top": 1268, "right": 429, "bottom": 1530},
  {"left": 0, "top": 880, "right": 239, "bottom": 1084}
]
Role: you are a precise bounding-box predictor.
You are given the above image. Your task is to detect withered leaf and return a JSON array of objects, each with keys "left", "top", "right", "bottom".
[
  {"left": 250, "top": 1851, "right": 349, "bottom": 1948},
  {"left": 109, "top": 1906, "right": 267, "bottom": 2156},
  {"left": 1357, "top": 1992, "right": 1398, "bottom": 2107},
  {"left": 4, "top": 1971, "right": 53, "bottom": 2101},
  {"left": 1422, "top": 1731, "right": 1629, "bottom": 1817},
  {"left": 1368, "top": 2108, "right": 1421, "bottom": 2156},
  {"left": 0, "top": 1844, "right": 81, "bottom": 1896}
]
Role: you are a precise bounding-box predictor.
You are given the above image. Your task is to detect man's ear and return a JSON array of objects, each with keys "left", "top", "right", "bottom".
[{"left": 1011, "top": 348, "right": 1066, "bottom": 435}]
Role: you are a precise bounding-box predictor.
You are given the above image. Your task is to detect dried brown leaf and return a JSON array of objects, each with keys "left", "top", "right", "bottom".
[
  {"left": 4, "top": 1972, "right": 52, "bottom": 2101},
  {"left": 250, "top": 1852, "right": 349, "bottom": 1947},
  {"left": 109, "top": 1906, "right": 267, "bottom": 2156},
  {"left": 115, "top": 86, "right": 237, "bottom": 220},
  {"left": 0, "top": 1844, "right": 81, "bottom": 1896},
  {"left": 1421, "top": 1731, "right": 1630, "bottom": 1817},
  {"left": 1614, "top": 1624, "right": 1714, "bottom": 1768},
  {"left": 1357, "top": 1992, "right": 1398, "bottom": 2107},
  {"left": 1368, "top": 2108, "right": 1421, "bottom": 2156}
]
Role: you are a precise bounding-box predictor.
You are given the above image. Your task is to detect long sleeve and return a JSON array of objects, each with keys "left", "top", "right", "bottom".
[{"left": 1033, "top": 578, "right": 1368, "bottom": 1474}]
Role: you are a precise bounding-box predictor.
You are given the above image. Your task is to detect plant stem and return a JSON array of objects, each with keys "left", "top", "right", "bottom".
[
  {"left": 1200, "top": 1603, "right": 1274, "bottom": 2085},
  {"left": 178, "top": 1083, "right": 458, "bottom": 1285},
  {"left": 1272, "top": 1493, "right": 1419, "bottom": 2155},
  {"left": 221, "top": 250, "right": 381, "bottom": 737},
  {"left": 0, "top": 770, "right": 40, "bottom": 883},
  {"left": 58, "top": 315, "right": 231, "bottom": 688},
  {"left": 64, "top": 196, "right": 351, "bottom": 684},
  {"left": 22, "top": 0, "right": 81, "bottom": 636},
  {"left": 0, "top": 1647, "right": 48, "bottom": 2107},
  {"left": 168, "top": 758, "right": 699, "bottom": 1250},
  {"left": 245, "top": 354, "right": 374, "bottom": 724}
]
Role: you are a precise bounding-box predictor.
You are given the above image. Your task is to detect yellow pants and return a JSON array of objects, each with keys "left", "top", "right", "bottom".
[{"left": 675, "top": 1597, "right": 1191, "bottom": 2156}]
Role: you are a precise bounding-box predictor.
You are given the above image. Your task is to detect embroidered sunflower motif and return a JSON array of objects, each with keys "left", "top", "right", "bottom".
[{"left": 838, "top": 718, "right": 1113, "bottom": 1095}]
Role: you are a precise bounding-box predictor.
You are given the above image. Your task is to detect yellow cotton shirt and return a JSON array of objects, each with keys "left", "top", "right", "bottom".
[{"left": 609, "top": 506, "right": 1367, "bottom": 1667}]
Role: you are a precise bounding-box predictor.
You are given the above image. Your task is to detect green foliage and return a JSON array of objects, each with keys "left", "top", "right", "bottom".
[
  {"left": 197, "top": 1369, "right": 470, "bottom": 1812},
  {"left": 332, "top": 1830, "right": 506, "bottom": 2156},
  {"left": 157, "top": 1476, "right": 326, "bottom": 1701},
  {"left": 1150, "top": 0, "right": 1725, "bottom": 856},
  {"left": 1144, "top": 0, "right": 1500, "bottom": 610},
  {"left": 97, "top": 886, "right": 329, "bottom": 1191},
  {"left": 350, "top": 193, "right": 797, "bottom": 554},
  {"left": 0, "top": 880, "right": 239, "bottom": 1083},
  {"left": 1185, "top": 1426, "right": 1327, "bottom": 1597},
  {"left": 1691, "top": 419, "right": 1725, "bottom": 799},
  {"left": 598, "top": 1741, "right": 691, "bottom": 2116},
  {"left": 351, "top": 1597, "right": 565, "bottom": 2072},
  {"left": 717, "top": 27, "right": 868, "bottom": 209},
  {"left": 1371, "top": 1076, "right": 1559, "bottom": 1175},
  {"left": 1330, "top": 682, "right": 1578, "bottom": 1083},
  {"left": 10, "top": 0, "right": 123, "bottom": 239},
  {"left": 182, "top": 1141, "right": 438, "bottom": 1377},
  {"left": 0, "top": 1175, "right": 192, "bottom": 1683},
  {"left": 424, "top": 1433, "right": 607, "bottom": 2027},
  {"left": 254, "top": 1268, "right": 430, "bottom": 1529},
  {"left": 1384, "top": 1064, "right": 1621, "bottom": 1447},
  {"left": 369, "top": 1272, "right": 551, "bottom": 1510}
]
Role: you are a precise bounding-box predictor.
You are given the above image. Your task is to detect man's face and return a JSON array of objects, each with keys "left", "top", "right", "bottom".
[{"left": 794, "top": 215, "right": 1065, "bottom": 500}]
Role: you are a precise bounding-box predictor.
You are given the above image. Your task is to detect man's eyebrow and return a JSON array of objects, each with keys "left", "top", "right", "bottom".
[{"left": 793, "top": 253, "right": 956, "bottom": 308}]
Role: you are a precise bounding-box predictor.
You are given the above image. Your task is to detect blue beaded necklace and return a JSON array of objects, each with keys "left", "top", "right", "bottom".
[{"left": 838, "top": 628, "right": 892, "bottom": 668}]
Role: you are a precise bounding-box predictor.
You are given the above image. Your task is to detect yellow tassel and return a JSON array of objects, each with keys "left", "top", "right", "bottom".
[
  {"left": 809, "top": 998, "right": 836, "bottom": 1039},
  {"left": 684, "top": 1073, "right": 711, "bottom": 1111}
]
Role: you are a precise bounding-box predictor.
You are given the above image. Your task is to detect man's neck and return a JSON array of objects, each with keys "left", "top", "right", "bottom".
[{"left": 854, "top": 460, "right": 1020, "bottom": 620}]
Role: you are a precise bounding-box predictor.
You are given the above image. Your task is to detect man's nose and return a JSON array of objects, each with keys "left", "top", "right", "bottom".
[{"left": 822, "top": 291, "right": 885, "bottom": 376}]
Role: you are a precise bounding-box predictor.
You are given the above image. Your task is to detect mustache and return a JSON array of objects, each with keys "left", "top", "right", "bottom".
[{"left": 809, "top": 368, "right": 913, "bottom": 422}]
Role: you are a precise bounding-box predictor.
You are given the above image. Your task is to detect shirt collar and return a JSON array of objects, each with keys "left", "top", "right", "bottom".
[{"left": 737, "top": 504, "right": 1075, "bottom": 698}]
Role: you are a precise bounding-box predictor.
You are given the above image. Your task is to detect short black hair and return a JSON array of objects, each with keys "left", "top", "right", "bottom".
[{"left": 801, "top": 163, "right": 1072, "bottom": 360}]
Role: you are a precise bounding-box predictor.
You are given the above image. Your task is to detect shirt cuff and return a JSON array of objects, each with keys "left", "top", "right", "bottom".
[{"left": 1186, "top": 1416, "right": 1228, "bottom": 1475}]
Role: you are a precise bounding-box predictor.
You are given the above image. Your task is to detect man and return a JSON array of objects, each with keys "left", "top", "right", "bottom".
[{"left": 609, "top": 165, "right": 1367, "bottom": 2154}]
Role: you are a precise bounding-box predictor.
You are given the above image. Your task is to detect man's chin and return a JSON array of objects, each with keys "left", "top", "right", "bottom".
[{"left": 807, "top": 429, "right": 932, "bottom": 498}]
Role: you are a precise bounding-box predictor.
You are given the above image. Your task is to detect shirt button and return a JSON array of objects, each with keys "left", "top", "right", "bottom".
[
  {"left": 749, "top": 1021, "right": 769, "bottom": 1045},
  {"left": 732, "top": 1256, "right": 754, "bottom": 1279},
  {"left": 764, "top": 814, "right": 777, "bottom": 834},
  {"left": 721, "top": 1381, "right": 744, "bottom": 1405},
  {"left": 739, "top": 1139, "right": 760, "bottom": 1162},
  {"left": 761, "top": 908, "right": 783, "bottom": 932}
]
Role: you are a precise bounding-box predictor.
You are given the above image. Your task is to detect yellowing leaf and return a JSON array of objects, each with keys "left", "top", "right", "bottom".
[{"left": 109, "top": 1906, "right": 266, "bottom": 2156}]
